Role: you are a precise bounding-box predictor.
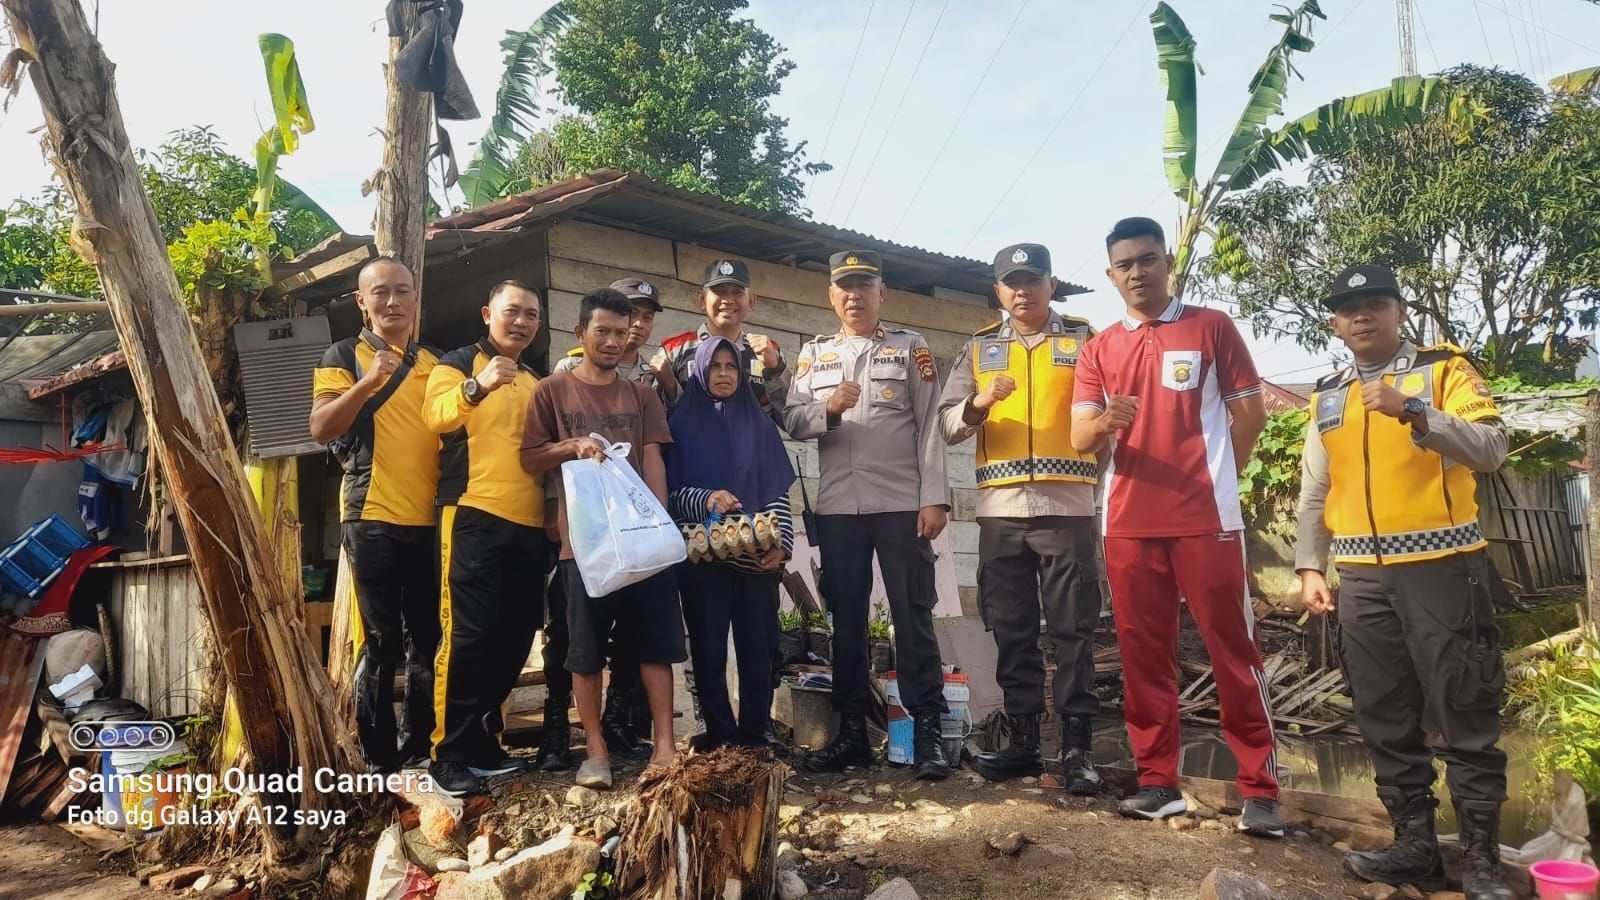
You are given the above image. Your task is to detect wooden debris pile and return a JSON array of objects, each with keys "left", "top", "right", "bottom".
[{"left": 615, "top": 747, "right": 788, "bottom": 900}]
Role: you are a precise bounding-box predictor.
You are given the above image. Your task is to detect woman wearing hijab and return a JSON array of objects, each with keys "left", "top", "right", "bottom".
[{"left": 667, "top": 337, "right": 797, "bottom": 752}]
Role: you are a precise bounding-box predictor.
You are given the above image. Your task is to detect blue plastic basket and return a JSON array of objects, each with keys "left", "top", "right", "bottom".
[{"left": 0, "top": 515, "right": 89, "bottom": 598}]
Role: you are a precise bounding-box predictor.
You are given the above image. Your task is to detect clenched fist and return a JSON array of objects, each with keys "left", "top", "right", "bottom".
[
  {"left": 747, "top": 333, "right": 780, "bottom": 371},
  {"left": 360, "top": 349, "right": 402, "bottom": 390},
  {"left": 827, "top": 381, "right": 862, "bottom": 416},
  {"left": 648, "top": 349, "right": 677, "bottom": 390},
  {"left": 1360, "top": 380, "right": 1408, "bottom": 420},
  {"left": 972, "top": 374, "right": 1017, "bottom": 411},
  {"left": 1098, "top": 395, "right": 1139, "bottom": 434},
  {"left": 476, "top": 356, "right": 520, "bottom": 393}
]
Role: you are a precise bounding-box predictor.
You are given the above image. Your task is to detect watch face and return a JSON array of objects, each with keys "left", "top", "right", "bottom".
[{"left": 1404, "top": 397, "right": 1425, "bottom": 415}]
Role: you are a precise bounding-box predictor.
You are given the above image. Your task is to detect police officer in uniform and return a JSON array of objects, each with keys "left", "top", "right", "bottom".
[
  {"left": 783, "top": 250, "right": 952, "bottom": 780},
  {"left": 938, "top": 243, "right": 1104, "bottom": 791},
  {"left": 1296, "top": 264, "right": 1512, "bottom": 900}
]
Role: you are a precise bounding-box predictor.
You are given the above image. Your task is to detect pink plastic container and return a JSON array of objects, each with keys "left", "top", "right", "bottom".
[{"left": 1529, "top": 859, "right": 1600, "bottom": 899}]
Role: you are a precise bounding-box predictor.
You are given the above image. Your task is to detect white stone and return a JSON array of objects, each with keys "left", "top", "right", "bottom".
[{"left": 866, "top": 877, "right": 921, "bottom": 900}]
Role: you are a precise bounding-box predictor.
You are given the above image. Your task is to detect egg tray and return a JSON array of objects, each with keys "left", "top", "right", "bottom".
[{"left": 681, "top": 511, "right": 781, "bottom": 563}]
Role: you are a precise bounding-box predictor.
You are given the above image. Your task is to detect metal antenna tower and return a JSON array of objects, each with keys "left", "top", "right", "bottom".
[{"left": 1396, "top": 0, "right": 1418, "bottom": 77}]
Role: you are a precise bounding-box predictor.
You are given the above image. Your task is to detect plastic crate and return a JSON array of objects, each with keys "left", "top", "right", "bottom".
[
  {"left": 0, "top": 555, "right": 47, "bottom": 598},
  {"left": 0, "top": 515, "right": 89, "bottom": 598},
  {"left": 27, "top": 514, "right": 91, "bottom": 559}
]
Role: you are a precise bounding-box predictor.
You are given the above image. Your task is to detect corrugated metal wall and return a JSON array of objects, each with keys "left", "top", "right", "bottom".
[{"left": 1566, "top": 473, "right": 1591, "bottom": 579}]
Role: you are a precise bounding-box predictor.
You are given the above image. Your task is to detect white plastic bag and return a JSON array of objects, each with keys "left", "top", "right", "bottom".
[{"left": 562, "top": 433, "right": 686, "bottom": 596}]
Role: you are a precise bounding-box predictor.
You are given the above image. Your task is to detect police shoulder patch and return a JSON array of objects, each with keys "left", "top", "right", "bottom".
[{"left": 913, "top": 346, "right": 937, "bottom": 382}]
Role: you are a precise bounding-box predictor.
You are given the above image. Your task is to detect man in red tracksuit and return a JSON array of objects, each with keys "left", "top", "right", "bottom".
[{"left": 1069, "top": 217, "right": 1283, "bottom": 839}]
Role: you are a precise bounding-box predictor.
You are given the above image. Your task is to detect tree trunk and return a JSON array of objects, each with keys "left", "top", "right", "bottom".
[
  {"left": 2, "top": 0, "right": 359, "bottom": 859},
  {"left": 1587, "top": 392, "right": 1599, "bottom": 631},
  {"left": 616, "top": 749, "right": 787, "bottom": 900},
  {"left": 376, "top": 0, "right": 432, "bottom": 308}
]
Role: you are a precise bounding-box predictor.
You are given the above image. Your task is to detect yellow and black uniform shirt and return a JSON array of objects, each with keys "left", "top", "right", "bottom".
[
  {"left": 423, "top": 339, "right": 545, "bottom": 528},
  {"left": 968, "top": 315, "right": 1099, "bottom": 488},
  {"left": 312, "top": 332, "right": 441, "bottom": 525},
  {"left": 1311, "top": 345, "right": 1499, "bottom": 565}
]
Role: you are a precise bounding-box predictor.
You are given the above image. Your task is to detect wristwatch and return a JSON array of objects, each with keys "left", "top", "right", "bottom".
[
  {"left": 1401, "top": 397, "right": 1425, "bottom": 423},
  {"left": 461, "top": 378, "right": 484, "bottom": 405}
]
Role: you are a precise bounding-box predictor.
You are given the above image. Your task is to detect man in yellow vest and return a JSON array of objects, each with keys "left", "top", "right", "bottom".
[
  {"left": 1297, "top": 264, "right": 1511, "bottom": 900},
  {"left": 937, "top": 243, "right": 1104, "bottom": 790}
]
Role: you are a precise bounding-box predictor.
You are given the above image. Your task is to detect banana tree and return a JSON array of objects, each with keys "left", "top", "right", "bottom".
[
  {"left": 1152, "top": 1, "right": 1326, "bottom": 299},
  {"left": 1153, "top": 2, "right": 1504, "bottom": 297},
  {"left": 455, "top": 3, "right": 572, "bottom": 207}
]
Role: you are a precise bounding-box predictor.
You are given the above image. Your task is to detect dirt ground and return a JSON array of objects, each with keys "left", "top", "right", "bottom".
[{"left": 0, "top": 822, "right": 154, "bottom": 899}]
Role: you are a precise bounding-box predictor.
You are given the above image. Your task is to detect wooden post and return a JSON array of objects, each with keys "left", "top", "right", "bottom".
[
  {"left": 375, "top": 0, "right": 433, "bottom": 299},
  {"left": 1586, "top": 392, "right": 1599, "bottom": 631},
  {"left": 2, "top": 0, "right": 358, "bottom": 857}
]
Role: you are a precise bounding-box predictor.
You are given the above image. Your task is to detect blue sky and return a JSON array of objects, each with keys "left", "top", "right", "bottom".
[{"left": 1, "top": 0, "right": 1595, "bottom": 381}]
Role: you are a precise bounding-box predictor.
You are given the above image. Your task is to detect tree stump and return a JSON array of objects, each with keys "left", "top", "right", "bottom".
[{"left": 615, "top": 748, "right": 787, "bottom": 900}]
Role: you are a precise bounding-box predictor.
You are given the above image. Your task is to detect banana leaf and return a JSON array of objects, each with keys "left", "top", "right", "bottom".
[
  {"left": 1225, "top": 74, "right": 1481, "bottom": 191},
  {"left": 1550, "top": 66, "right": 1600, "bottom": 95},
  {"left": 258, "top": 34, "right": 314, "bottom": 156},
  {"left": 1213, "top": 1, "right": 1324, "bottom": 188},
  {"left": 457, "top": 4, "right": 572, "bottom": 208},
  {"left": 1150, "top": 2, "right": 1199, "bottom": 197}
]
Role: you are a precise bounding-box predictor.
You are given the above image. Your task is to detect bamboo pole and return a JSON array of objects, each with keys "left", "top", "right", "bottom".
[{"left": 1, "top": 0, "right": 359, "bottom": 859}]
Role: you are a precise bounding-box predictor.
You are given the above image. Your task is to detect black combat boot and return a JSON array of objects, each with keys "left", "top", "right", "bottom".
[
  {"left": 1342, "top": 788, "right": 1446, "bottom": 891},
  {"left": 535, "top": 696, "right": 574, "bottom": 772},
  {"left": 911, "top": 713, "right": 949, "bottom": 781},
  {"left": 800, "top": 715, "right": 873, "bottom": 773},
  {"left": 970, "top": 713, "right": 1043, "bottom": 782},
  {"left": 1060, "top": 716, "right": 1102, "bottom": 795},
  {"left": 601, "top": 686, "right": 648, "bottom": 756},
  {"left": 1455, "top": 799, "right": 1515, "bottom": 900}
]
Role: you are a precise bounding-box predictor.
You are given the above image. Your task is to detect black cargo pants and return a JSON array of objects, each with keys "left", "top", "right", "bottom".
[
  {"left": 977, "top": 516, "right": 1102, "bottom": 725},
  {"left": 346, "top": 521, "right": 440, "bottom": 768},
  {"left": 1336, "top": 548, "right": 1508, "bottom": 803},
  {"left": 815, "top": 512, "right": 947, "bottom": 717}
]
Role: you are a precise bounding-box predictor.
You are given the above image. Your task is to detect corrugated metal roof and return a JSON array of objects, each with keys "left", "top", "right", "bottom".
[
  {"left": 1262, "top": 381, "right": 1309, "bottom": 413},
  {"left": 0, "top": 330, "right": 122, "bottom": 386},
  {"left": 427, "top": 170, "right": 1089, "bottom": 299}
]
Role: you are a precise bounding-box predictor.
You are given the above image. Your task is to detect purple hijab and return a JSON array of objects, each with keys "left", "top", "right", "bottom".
[{"left": 667, "top": 336, "right": 796, "bottom": 512}]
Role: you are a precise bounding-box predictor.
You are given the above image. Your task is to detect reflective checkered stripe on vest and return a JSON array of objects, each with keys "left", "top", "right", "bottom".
[
  {"left": 1312, "top": 350, "right": 1488, "bottom": 565},
  {"left": 970, "top": 327, "right": 1098, "bottom": 489}
]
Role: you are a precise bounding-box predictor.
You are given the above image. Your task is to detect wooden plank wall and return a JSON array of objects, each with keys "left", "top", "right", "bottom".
[
  {"left": 105, "top": 557, "right": 210, "bottom": 717},
  {"left": 542, "top": 221, "right": 991, "bottom": 612},
  {"left": 1477, "top": 470, "right": 1585, "bottom": 590}
]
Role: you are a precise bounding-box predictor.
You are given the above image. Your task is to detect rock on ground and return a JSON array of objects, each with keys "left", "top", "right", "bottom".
[
  {"left": 148, "top": 866, "right": 210, "bottom": 892},
  {"left": 1198, "top": 867, "right": 1284, "bottom": 900},
  {"left": 460, "top": 832, "right": 600, "bottom": 900},
  {"left": 865, "top": 877, "right": 920, "bottom": 900},
  {"left": 777, "top": 869, "right": 809, "bottom": 900}
]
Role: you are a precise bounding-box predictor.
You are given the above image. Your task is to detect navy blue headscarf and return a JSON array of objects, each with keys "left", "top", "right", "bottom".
[{"left": 667, "top": 337, "right": 796, "bottom": 511}]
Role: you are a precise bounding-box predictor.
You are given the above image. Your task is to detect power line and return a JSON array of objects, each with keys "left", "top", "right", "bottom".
[
  {"left": 821, "top": 0, "right": 921, "bottom": 222},
  {"left": 1412, "top": 0, "right": 1441, "bottom": 73},
  {"left": 959, "top": 2, "right": 1150, "bottom": 255},
  {"left": 1498, "top": 1, "right": 1525, "bottom": 70},
  {"left": 888, "top": 0, "right": 1031, "bottom": 239},
  {"left": 802, "top": 0, "right": 878, "bottom": 212},
  {"left": 1469, "top": 0, "right": 1498, "bottom": 65},
  {"left": 1478, "top": 0, "right": 1600, "bottom": 57},
  {"left": 840, "top": 0, "right": 955, "bottom": 225}
]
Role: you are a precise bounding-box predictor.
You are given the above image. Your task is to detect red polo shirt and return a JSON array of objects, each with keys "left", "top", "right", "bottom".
[{"left": 1071, "top": 300, "right": 1262, "bottom": 538}]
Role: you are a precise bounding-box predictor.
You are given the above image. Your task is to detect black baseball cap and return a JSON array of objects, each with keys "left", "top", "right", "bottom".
[
  {"left": 993, "top": 243, "right": 1051, "bottom": 280},
  {"left": 1324, "top": 264, "right": 1403, "bottom": 310},
  {"left": 829, "top": 250, "right": 882, "bottom": 282},
  {"left": 609, "top": 277, "right": 663, "bottom": 312},
  {"left": 702, "top": 259, "right": 750, "bottom": 289}
]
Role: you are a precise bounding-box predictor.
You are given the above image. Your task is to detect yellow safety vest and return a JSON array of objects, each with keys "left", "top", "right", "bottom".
[
  {"left": 1311, "top": 345, "right": 1500, "bottom": 565},
  {"left": 971, "top": 317, "right": 1099, "bottom": 489}
]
